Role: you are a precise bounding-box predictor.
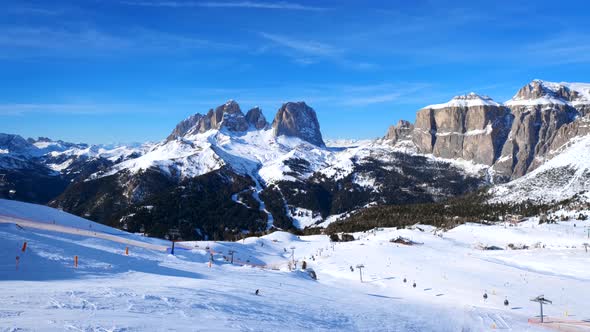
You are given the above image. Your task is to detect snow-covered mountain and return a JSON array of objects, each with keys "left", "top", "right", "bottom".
[
  {"left": 387, "top": 80, "right": 590, "bottom": 179},
  {"left": 3, "top": 79, "right": 590, "bottom": 239},
  {"left": 490, "top": 134, "right": 590, "bottom": 204},
  {"left": 0, "top": 135, "right": 149, "bottom": 203},
  {"left": 41, "top": 100, "right": 487, "bottom": 239}
]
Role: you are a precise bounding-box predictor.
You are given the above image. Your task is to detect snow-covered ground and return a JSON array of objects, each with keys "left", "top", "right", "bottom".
[{"left": 2, "top": 199, "right": 590, "bottom": 331}]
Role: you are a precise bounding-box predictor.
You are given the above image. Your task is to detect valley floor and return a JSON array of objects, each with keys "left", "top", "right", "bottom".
[{"left": 1, "top": 201, "right": 590, "bottom": 331}]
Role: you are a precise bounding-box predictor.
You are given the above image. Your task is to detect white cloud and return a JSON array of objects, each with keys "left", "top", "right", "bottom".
[
  {"left": 0, "top": 103, "right": 167, "bottom": 116},
  {"left": 122, "top": 1, "right": 327, "bottom": 11},
  {"left": 258, "top": 32, "right": 341, "bottom": 57},
  {"left": 522, "top": 34, "right": 590, "bottom": 65},
  {"left": 0, "top": 26, "right": 243, "bottom": 58}
]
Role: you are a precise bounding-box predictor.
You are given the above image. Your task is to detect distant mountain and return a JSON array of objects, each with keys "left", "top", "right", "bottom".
[
  {"left": 490, "top": 133, "right": 590, "bottom": 204},
  {"left": 3, "top": 79, "right": 590, "bottom": 238},
  {"left": 409, "top": 93, "right": 512, "bottom": 166},
  {"left": 387, "top": 80, "right": 590, "bottom": 181},
  {"left": 44, "top": 100, "right": 486, "bottom": 239},
  {"left": 0, "top": 135, "right": 148, "bottom": 203}
]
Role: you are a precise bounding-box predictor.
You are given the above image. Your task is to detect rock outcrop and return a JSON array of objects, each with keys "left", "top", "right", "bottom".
[
  {"left": 494, "top": 81, "right": 587, "bottom": 178},
  {"left": 385, "top": 120, "right": 414, "bottom": 144},
  {"left": 412, "top": 93, "right": 512, "bottom": 165},
  {"left": 167, "top": 101, "right": 251, "bottom": 140},
  {"left": 167, "top": 114, "right": 203, "bottom": 140},
  {"left": 385, "top": 81, "right": 590, "bottom": 179},
  {"left": 245, "top": 107, "right": 268, "bottom": 130},
  {"left": 197, "top": 100, "right": 249, "bottom": 134},
  {"left": 271, "top": 102, "right": 325, "bottom": 147}
]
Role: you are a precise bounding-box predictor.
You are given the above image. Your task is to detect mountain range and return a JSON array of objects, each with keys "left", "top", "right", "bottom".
[{"left": 2, "top": 79, "right": 589, "bottom": 240}]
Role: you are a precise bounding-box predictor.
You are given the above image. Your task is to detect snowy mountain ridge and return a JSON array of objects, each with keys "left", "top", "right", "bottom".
[
  {"left": 2, "top": 79, "right": 590, "bottom": 236},
  {"left": 422, "top": 92, "right": 501, "bottom": 109},
  {"left": 506, "top": 79, "right": 590, "bottom": 106},
  {"left": 490, "top": 134, "right": 590, "bottom": 203}
]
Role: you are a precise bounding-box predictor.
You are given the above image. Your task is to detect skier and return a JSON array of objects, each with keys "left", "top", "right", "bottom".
[
  {"left": 255, "top": 289, "right": 260, "bottom": 296},
  {"left": 412, "top": 282, "right": 416, "bottom": 288},
  {"left": 504, "top": 298, "right": 509, "bottom": 306},
  {"left": 350, "top": 266, "right": 354, "bottom": 272},
  {"left": 403, "top": 278, "right": 407, "bottom": 283},
  {"left": 483, "top": 292, "right": 488, "bottom": 301}
]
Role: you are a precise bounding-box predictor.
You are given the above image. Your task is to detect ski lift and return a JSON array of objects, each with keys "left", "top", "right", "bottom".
[{"left": 531, "top": 295, "right": 552, "bottom": 323}]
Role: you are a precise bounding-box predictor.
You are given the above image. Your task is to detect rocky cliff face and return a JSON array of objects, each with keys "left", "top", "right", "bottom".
[
  {"left": 167, "top": 114, "right": 203, "bottom": 141},
  {"left": 494, "top": 104, "right": 577, "bottom": 178},
  {"left": 494, "top": 80, "right": 589, "bottom": 178},
  {"left": 271, "top": 102, "right": 325, "bottom": 147},
  {"left": 245, "top": 107, "right": 268, "bottom": 130},
  {"left": 384, "top": 120, "right": 414, "bottom": 144},
  {"left": 411, "top": 93, "right": 512, "bottom": 165},
  {"left": 167, "top": 101, "right": 252, "bottom": 140},
  {"left": 390, "top": 81, "right": 590, "bottom": 179},
  {"left": 196, "top": 100, "right": 250, "bottom": 134}
]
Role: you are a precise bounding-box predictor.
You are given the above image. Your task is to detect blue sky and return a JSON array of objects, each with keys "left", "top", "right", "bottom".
[{"left": 1, "top": 0, "right": 590, "bottom": 144}]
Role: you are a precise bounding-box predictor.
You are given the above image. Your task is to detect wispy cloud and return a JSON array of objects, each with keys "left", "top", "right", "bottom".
[
  {"left": 259, "top": 32, "right": 341, "bottom": 57},
  {"left": 173, "top": 82, "right": 433, "bottom": 110},
  {"left": 5, "top": 6, "right": 63, "bottom": 16},
  {"left": 344, "top": 92, "right": 404, "bottom": 106},
  {"left": 0, "top": 103, "right": 111, "bottom": 116},
  {"left": 340, "top": 83, "right": 431, "bottom": 106},
  {"left": 121, "top": 1, "right": 328, "bottom": 11},
  {"left": 0, "top": 25, "right": 244, "bottom": 58},
  {"left": 257, "top": 32, "right": 378, "bottom": 70},
  {"left": 0, "top": 102, "right": 171, "bottom": 116},
  {"left": 521, "top": 33, "right": 590, "bottom": 65}
]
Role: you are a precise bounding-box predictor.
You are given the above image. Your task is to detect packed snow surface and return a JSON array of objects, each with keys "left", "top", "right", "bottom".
[{"left": 3, "top": 199, "right": 590, "bottom": 331}]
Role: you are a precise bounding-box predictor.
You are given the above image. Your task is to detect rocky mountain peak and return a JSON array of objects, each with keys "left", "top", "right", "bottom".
[
  {"left": 422, "top": 93, "right": 501, "bottom": 110},
  {"left": 167, "top": 100, "right": 251, "bottom": 140},
  {"left": 245, "top": 107, "right": 268, "bottom": 130},
  {"left": 166, "top": 113, "right": 204, "bottom": 141},
  {"left": 413, "top": 93, "right": 511, "bottom": 165},
  {"left": 385, "top": 120, "right": 414, "bottom": 143},
  {"left": 217, "top": 100, "right": 241, "bottom": 114},
  {"left": 271, "top": 102, "right": 325, "bottom": 147},
  {"left": 507, "top": 80, "right": 590, "bottom": 107},
  {"left": 209, "top": 100, "right": 249, "bottom": 133},
  {"left": 0, "top": 133, "right": 34, "bottom": 156},
  {"left": 512, "top": 80, "right": 570, "bottom": 101}
]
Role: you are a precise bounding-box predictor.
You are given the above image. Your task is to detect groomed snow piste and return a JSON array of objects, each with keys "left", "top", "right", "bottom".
[{"left": 1, "top": 199, "right": 590, "bottom": 331}]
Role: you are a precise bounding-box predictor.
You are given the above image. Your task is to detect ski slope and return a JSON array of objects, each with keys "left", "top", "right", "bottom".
[{"left": 2, "top": 200, "right": 590, "bottom": 331}]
